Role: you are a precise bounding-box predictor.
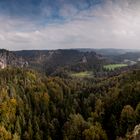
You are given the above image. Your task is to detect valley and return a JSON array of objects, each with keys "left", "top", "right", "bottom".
[{"left": 0, "top": 48, "right": 139, "bottom": 140}]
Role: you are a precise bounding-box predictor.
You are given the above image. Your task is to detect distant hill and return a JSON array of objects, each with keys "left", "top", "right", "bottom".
[
  {"left": 0, "top": 48, "right": 138, "bottom": 75},
  {"left": 115, "top": 52, "right": 140, "bottom": 61},
  {"left": 14, "top": 49, "right": 107, "bottom": 74},
  {"left": 77, "top": 48, "right": 130, "bottom": 56},
  {"left": 103, "top": 52, "right": 140, "bottom": 66},
  {"left": 0, "top": 48, "right": 138, "bottom": 76}
]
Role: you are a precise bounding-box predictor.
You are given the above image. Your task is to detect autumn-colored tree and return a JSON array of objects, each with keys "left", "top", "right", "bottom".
[
  {"left": 120, "top": 105, "right": 135, "bottom": 136},
  {"left": 83, "top": 122, "right": 108, "bottom": 140}
]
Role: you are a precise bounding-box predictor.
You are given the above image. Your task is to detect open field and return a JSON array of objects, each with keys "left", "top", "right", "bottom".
[
  {"left": 71, "top": 71, "right": 93, "bottom": 78},
  {"left": 104, "top": 64, "right": 128, "bottom": 71}
]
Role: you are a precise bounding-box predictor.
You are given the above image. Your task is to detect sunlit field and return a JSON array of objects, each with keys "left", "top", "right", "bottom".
[{"left": 104, "top": 64, "right": 128, "bottom": 70}]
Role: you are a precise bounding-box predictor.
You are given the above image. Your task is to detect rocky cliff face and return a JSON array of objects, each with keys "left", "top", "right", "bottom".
[{"left": 0, "top": 49, "right": 28, "bottom": 69}]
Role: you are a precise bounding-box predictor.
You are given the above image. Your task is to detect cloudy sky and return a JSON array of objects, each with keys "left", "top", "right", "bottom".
[{"left": 0, "top": 0, "right": 140, "bottom": 50}]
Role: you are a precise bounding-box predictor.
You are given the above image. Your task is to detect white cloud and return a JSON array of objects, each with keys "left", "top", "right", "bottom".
[{"left": 0, "top": 0, "right": 140, "bottom": 50}]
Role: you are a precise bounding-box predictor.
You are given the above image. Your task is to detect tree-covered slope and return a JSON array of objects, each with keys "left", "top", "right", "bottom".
[
  {"left": 0, "top": 68, "right": 140, "bottom": 140},
  {"left": 15, "top": 49, "right": 106, "bottom": 74}
]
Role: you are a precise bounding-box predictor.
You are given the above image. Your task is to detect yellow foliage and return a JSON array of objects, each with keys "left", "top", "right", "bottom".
[
  {"left": 0, "top": 126, "right": 12, "bottom": 140},
  {"left": 12, "top": 133, "right": 20, "bottom": 140},
  {"left": 43, "top": 93, "right": 50, "bottom": 104},
  {"left": 10, "top": 99, "right": 17, "bottom": 106},
  {"left": 26, "top": 71, "right": 36, "bottom": 81}
]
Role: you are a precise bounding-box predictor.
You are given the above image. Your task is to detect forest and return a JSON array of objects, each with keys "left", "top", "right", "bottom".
[{"left": 0, "top": 67, "right": 140, "bottom": 140}]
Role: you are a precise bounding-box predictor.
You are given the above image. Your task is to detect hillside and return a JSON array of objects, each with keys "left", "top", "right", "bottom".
[
  {"left": 15, "top": 49, "right": 106, "bottom": 75},
  {"left": 0, "top": 68, "right": 140, "bottom": 140},
  {"left": 78, "top": 48, "right": 129, "bottom": 56},
  {"left": 114, "top": 52, "right": 140, "bottom": 62}
]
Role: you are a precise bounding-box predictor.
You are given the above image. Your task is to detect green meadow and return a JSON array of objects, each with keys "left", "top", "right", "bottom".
[
  {"left": 71, "top": 71, "right": 93, "bottom": 78},
  {"left": 104, "top": 64, "right": 128, "bottom": 71}
]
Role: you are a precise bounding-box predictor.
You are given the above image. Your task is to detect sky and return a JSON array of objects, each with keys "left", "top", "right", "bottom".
[{"left": 0, "top": 0, "right": 140, "bottom": 50}]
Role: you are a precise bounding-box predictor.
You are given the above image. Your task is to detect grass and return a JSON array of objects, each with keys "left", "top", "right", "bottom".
[
  {"left": 71, "top": 71, "right": 93, "bottom": 78},
  {"left": 104, "top": 64, "right": 128, "bottom": 71}
]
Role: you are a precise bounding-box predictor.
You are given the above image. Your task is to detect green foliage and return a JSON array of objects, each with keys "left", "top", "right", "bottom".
[
  {"left": 120, "top": 105, "right": 135, "bottom": 136},
  {"left": 63, "top": 114, "right": 88, "bottom": 140},
  {"left": 0, "top": 68, "right": 139, "bottom": 140},
  {"left": 83, "top": 122, "right": 108, "bottom": 140},
  {"left": 135, "top": 102, "right": 140, "bottom": 123}
]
